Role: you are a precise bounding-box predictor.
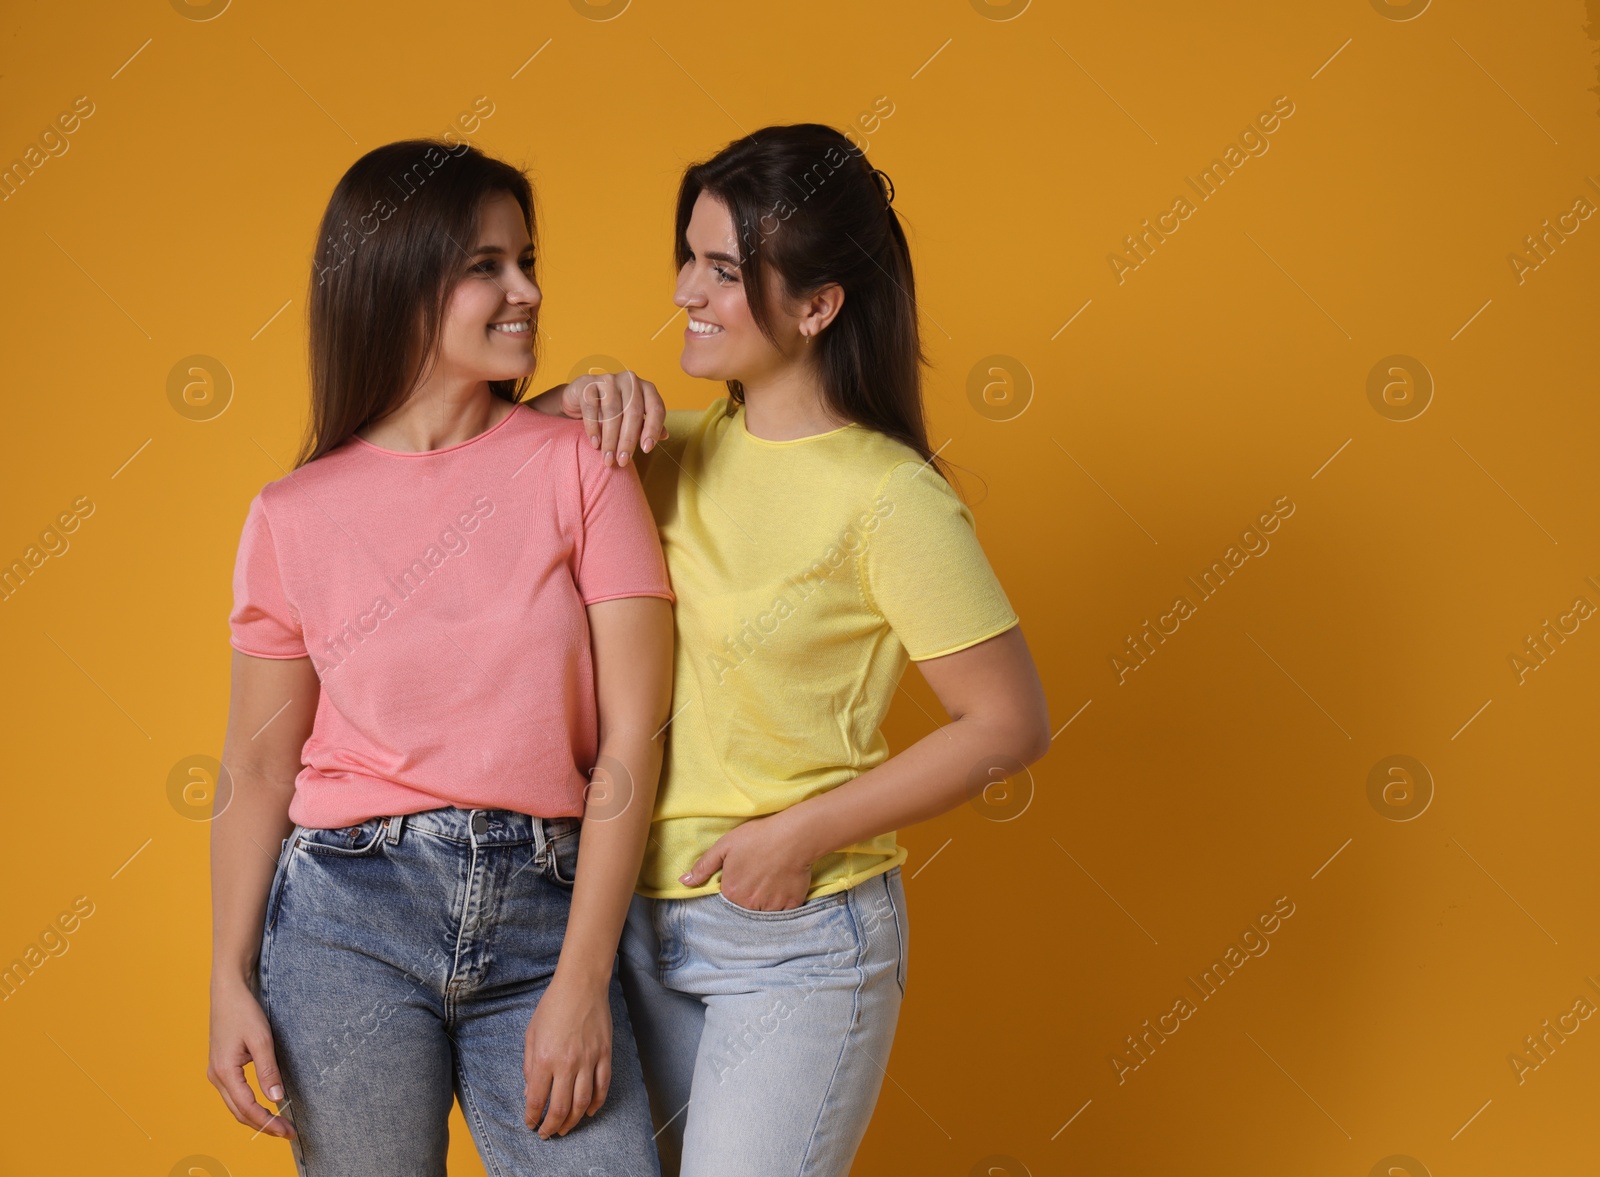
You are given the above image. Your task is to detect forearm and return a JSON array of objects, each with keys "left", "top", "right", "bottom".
[
  {"left": 780, "top": 711, "right": 1044, "bottom": 864},
  {"left": 210, "top": 763, "right": 296, "bottom": 989},
  {"left": 553, "top": 731, "right": 661, "bottom": 988},
  {"left": 526, "top": 384, "right": 566, "bottom": 414}
]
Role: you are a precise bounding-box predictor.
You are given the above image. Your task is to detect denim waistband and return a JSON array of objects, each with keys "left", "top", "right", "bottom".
[{"left": 387, "top": 806, "right": 582, "bottom": 848}]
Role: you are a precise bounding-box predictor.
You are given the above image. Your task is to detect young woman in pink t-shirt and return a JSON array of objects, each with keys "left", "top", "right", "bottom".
[{"left": 208, "top": 139, "right": 673, "bottom": 1174}]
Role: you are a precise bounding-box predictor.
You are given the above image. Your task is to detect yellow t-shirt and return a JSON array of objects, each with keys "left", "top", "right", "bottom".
[{"left": 635, "top": 399, "right": 1019, "bottom": 900}]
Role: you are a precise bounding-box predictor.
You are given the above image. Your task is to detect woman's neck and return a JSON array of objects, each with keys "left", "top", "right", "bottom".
[
  {"left": 738, "top": 362, "right": 849, "bottom": 441},
  {"left": 359, "top": 378, "right": 512, "bottom": 453}
]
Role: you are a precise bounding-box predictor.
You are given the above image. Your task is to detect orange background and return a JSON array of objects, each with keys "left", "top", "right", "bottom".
[{"left": 2, "top": 1, "right": 1598, "bottom": 1174}]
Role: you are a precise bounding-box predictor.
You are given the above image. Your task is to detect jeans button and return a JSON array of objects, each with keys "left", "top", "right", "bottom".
[{"left": 471, "top": 812, "right": 489, "bottom": 835}]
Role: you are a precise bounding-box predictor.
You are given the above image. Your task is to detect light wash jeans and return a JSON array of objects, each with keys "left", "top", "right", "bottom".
[
  {"left": 257, "top": 806, "right": 660, "bottom": 1177},
  {"left": 618, "top": 866, "right": 908, "bottom": 1177}
]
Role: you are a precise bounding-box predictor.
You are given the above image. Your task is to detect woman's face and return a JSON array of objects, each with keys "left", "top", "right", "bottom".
[
  {"left": 433, "top": 190, "right": 540, "bottom": 385},
  {"left": 674, "top": 192, "right": 799, "bottom": 383}
]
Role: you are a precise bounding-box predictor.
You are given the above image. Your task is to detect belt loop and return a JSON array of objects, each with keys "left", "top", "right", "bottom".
[
  {"left": 385, "top": 813, "right": 406, "bottom": 845},
  {"left": 531, "top": 817, "right": 549, "bottom": 866}
]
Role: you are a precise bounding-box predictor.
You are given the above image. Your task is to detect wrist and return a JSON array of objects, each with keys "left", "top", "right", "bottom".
[
  {"left": 210, "top": 964, "right": 256, "bottom": 994},
  {"left": 770, "top": 801, "right": 834, "bottom": 865},
  {"left": 551, "top": 956, "right": 614, "bottom": 992},
  {"left": 556, "top": 965, "right": 617, "bottom": 991},
  {"left": 525, "top": 384, "right": 567, "bottom": 416}
]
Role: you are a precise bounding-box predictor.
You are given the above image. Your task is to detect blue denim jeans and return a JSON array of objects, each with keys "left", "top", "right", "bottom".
[
  {"left": 257, "top": 806, "right": 660, "bottom": 1177},
  {"left": 617, "top": 867, "right": 908, "bottom": 1177}
]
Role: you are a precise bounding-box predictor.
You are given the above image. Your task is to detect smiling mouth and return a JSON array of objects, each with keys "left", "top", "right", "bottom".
[
  {"left": 687, "top": 317, "right": 723, "bottom": 336},
  {"left": 490, "top": 319, "right": 531, "bottom": 335}
]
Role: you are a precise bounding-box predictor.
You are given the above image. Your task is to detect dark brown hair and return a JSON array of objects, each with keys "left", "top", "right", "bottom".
[
  {"left": 295, "top": 139, "right": 537, "bottom": 468},
  {"left": 674, "top": 123, "right": 944, "bottom": 477}
]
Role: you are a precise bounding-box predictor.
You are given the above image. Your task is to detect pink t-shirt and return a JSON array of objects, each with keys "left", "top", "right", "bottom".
[{"left": 228, "top": 403, "right": 674, "bottom": 828}]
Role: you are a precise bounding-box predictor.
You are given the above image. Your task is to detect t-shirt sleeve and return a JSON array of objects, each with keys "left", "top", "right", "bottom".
[
  {"left": 664, "top": 408, "right": 707, "bottom": 437},
  {"left": 574, "top": 437, "right": 676, "bottom": 605},
  {"left": 635, "top": 405, "right": 716, "bottom": 480},
  {"left": 861, "top": 461, "right": 1019, "bottom": 660},
  {"left": 229, "top": 494, "right": 309, "bottom": 659}
]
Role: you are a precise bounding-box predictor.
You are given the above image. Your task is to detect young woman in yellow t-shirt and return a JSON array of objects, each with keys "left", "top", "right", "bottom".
[{"left": 533, "top": 123, "right": 1051, "bottom": 1177}]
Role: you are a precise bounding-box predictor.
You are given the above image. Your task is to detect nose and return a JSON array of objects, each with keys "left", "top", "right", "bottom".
[
  {"left": 506, "top": 269, "right": 542, "bottom": 310},
  {"left": 673, "top": 263, "right": 705, "bottom": 309}
]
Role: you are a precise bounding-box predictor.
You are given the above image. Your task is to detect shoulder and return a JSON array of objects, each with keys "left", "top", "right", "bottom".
[
  {"left": 673, "top": 398, "right": 736, "bottom": 444},
  {"left": 498, "top": 409, "right": 628, "bottom": 511},
  {"left": 646, "top": 398, "right": 730, "bottom": 470},
  {"left": 479, "top": 403, "right": 598, "bottom": 485},
  {"left": 251, "top": 469, "right": 302, "bottom": 522},
  {"left": 251, "top": 436, "right": 368, "bottom": 517},
  {"left": 517, "top": 405, "right": 597, "bottom": 459},
  {"left": 667, "top": 400, "right": 728, "bottom": 436},
  {"left": 867, "top": 453, "right": 975, "bottom": 540},
  {"left": 834, "top": 429, "right": 954, "bottom": 504}
]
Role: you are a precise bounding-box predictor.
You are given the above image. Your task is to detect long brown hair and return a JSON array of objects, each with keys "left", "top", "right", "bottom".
[
  {"left": 674, "top": 123, "right": 944, "bottom": 478},
  {"left": 295, "top": 139, "right": 537, "bottom": 468}
]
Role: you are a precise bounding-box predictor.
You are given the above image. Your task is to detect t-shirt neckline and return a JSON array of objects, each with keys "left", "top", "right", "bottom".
[
  {"left": 352, "top": 401, "right": 524, "bottom": 457},
  {"left": 734, "top": 402, "right": 857, "bottom": 447}
]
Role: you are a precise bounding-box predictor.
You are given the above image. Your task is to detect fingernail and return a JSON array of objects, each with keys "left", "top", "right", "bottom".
[
  {"left": 679, "top": 872, "right": 693, "bottom": 883},
  {"left": 269, "top": 1084, "right": 284, "bottom": 1101},
  {"left": 642, "top": 438, "right": 653, "bottom": 452},
  {"left": 604, "top": 451, "right": 614, "bottom": 464},
  {"left": 591, "top": 436, "right": 600, "bottom": 448},
  {"left": 618, "top": 451, "right": 630, "bottom": 465}
]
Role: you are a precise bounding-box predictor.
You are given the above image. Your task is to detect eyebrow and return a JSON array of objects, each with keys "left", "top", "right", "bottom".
[
  {"left": 470, "top": 243, "right": 535, "bottom": 257},
  {"left": 700, "top": 250, "right": 742, "bottom": 266}
]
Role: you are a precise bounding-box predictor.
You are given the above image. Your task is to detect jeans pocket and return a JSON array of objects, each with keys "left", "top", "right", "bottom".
[
  {"left": 885, "top": 867, "right": 908, "bottom": 998},
  {"left": 257, "top": 829, "right": 303, "bottom": 1011},
  {"left": 543, "top": 819, "right": 581, "bottom": 886},
  {"left": 294, "top": 817, "right": 389, "bottom": 858},
  {"left": 715, "top": 889, "right": 848, "bottom": 921},
  {"left": 262, "top": 829, "right": 299, "bottom": 931}
]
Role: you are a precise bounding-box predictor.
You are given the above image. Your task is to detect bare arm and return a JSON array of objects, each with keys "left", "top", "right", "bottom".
[
  {"left": 787, "top": 625, "right": 1051, "bottom": 853},
  {"left": 523, "top": 594, "right": 673, "bottom": 1138},
  {"left": 557, "top": 594, "right": 673, "bottom": 982},
  {"left": 680, "top": 625, "right": 1051, "bottom": 909},
  {"left": 207, "top": 650, "right": 319, "bottom": 1140}
]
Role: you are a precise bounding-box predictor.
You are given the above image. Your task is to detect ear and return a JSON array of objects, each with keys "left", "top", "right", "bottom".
[{"left": 799, "top": 283, "right": 845, "bottom": 337}]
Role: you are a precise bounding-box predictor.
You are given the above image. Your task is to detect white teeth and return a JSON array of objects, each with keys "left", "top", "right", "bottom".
[
  {"left": 688, "top": 319, "right": 722, "bottom": 335},
  {"left": 491, "top": 320, "right": 530, "bottom": 334}
]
